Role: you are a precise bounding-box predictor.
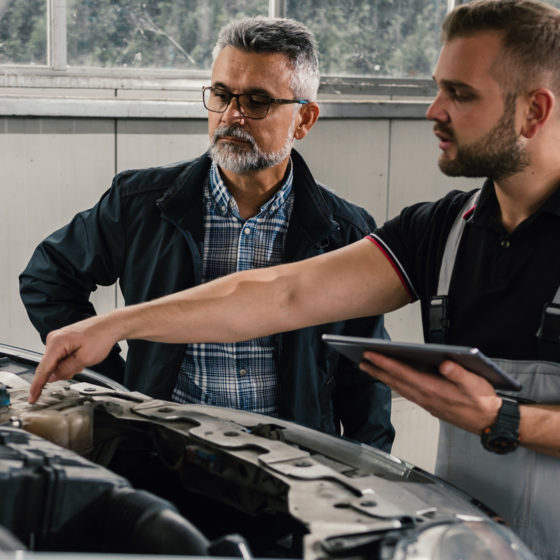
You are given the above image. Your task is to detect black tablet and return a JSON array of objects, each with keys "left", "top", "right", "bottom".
[{"left": 322, "top": 334, "right": 522, "bottom": 391}]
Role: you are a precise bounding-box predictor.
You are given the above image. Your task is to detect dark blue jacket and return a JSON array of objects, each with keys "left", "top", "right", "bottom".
[{"left": 20, "top": 150, "right": 394, "bottom": 450}]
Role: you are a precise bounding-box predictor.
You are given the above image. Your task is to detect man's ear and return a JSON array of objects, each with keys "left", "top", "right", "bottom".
[
  {"left": 521, "top": 88, "right": 555, "bottom": 139},
  {"left": 293, "top": 101, "right": 319, "bottom": 140}
]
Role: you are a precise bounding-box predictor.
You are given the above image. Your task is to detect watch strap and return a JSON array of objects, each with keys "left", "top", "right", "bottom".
[{"left": 481, "top": 397, "right": 520, "bottom": 454}]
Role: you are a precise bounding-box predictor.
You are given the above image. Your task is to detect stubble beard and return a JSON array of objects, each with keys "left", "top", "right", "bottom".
[
  {"left": 209, "top": 114, "right": 297, "bottom": 173},
  {"left": 437, "top": 95, "right": 530, "bottom": 181}
]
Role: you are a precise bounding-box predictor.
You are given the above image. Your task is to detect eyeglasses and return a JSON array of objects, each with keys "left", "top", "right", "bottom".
[{"left": 202, "top": 86, "right": 309, "bottom": 120}]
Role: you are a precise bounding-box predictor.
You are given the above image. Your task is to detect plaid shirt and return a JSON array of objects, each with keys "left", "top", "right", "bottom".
[{"left": 172, "top": 161, "right": 294, "bottom": 414}]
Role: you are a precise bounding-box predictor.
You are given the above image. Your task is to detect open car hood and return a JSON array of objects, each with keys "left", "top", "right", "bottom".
[{"left": 0, "top": 343, "right": 535, "bottom": 560}]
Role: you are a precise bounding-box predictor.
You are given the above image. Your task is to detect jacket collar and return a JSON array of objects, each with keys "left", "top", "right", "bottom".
[
  {"left": 156, "top": 153, "right": 211, "bottom": 245},
  {"left": 284, "top": 149, "right": 339, "bottom": 256},
  {"left": 156, "top": 149, "right": 338, "bottom": 252}
]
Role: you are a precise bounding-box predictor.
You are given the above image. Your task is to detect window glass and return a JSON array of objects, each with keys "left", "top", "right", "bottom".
[
  {"left": 66, "top": 0, "right": 268, "bottom": 69},
  {"left": 286, "top": 0, "right": 447, "bottom": 78},
  {"left": 0, "top": 0, "right": 47, "bottom": 65}
]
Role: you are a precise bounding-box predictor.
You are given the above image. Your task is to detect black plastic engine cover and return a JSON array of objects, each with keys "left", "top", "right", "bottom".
[{"left": 0, "top": 425, "right": 130, "bottom": 551}]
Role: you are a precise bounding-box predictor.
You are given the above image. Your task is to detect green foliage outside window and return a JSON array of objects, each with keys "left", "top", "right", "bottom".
[
  {"left": 66, "top": 0, "right": 267, "bottom": 69},
  {"left": 0, "top": 0, "right": 450, "bottom": 78},
  {"left": 288, "top": 0, "right": 446, "bottom": 77},
  {"left": 0, "top": 0, "right": 47, "bottom": 65}
]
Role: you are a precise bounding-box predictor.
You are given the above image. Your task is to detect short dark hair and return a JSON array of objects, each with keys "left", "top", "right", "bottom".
[
  {"left": 442, "top": 0, "right": 560, "bottom": 94},
  {"left": 212, "top": 17, "right": 320, "bottom": 100}
]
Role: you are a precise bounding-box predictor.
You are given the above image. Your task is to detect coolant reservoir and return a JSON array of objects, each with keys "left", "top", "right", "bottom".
[
  {"left": 0, "top": 382, "right": 10, "bottom": 410},
  {"left": 0, "top": 372, "right": 94, "bottom": 453},
  {"left": 18, "top": 405, "right": 93, "bottom": 453}
]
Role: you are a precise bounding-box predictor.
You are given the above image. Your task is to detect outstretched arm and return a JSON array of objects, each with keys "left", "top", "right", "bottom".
[
  {"left": 361, "top": 351, "right": 560, "bottom": 458},
  {"left": 29, "top": 238, "right": 410, "bottom": 402}
]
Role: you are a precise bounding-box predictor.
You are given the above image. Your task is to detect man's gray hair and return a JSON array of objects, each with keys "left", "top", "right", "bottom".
[{"left": 212, "top": 16, "right": 320, "bottom": 101}]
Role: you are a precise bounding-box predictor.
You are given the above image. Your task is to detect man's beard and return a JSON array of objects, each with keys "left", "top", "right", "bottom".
[
  {"left": 209, "top": 118, "right": 296, "bottom": 173},
  {"left": 437, "top": 95, "right": 530, "bottom": 180}
]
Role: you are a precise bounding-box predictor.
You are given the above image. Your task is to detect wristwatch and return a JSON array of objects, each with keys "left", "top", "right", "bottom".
[{"left": 480, "top": 397, "right": 520, "bottom": 454}]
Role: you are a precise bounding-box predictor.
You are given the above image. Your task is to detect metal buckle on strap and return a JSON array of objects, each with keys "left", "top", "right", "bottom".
[
  {"left": 537, "top": 302, "right": 560, "bottom": 343},
  {"left": 428, "top": 295, "right": 449, "bottom": 344}
]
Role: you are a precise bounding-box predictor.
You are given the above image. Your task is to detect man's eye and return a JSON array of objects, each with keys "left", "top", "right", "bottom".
[
  {"left": 245, "top": 95, "right": 269, "bottom": 108},
  {"left": 450, "top": 89, "right": 472, "bottom": 102},
  {"left": 212, "top": 90, "right": 230, "bottom": 101}
]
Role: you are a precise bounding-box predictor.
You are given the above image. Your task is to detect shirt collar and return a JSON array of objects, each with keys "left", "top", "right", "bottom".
[
  {"left": 208, "top": 160, "right": 293, "bottom": 218},
  {"left": 470, "top": 179, "right": 500, "bottom": 229},
  {"left": 540, "top": 182, "right": 560, "bottom": 217},
  {"left": 472, "top": 178, "right": 560, "bottom": 231}
]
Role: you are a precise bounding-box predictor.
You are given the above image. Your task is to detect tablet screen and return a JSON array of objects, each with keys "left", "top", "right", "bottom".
[{"left": 323, "top": 334, "right": 522, "bottom": 391}]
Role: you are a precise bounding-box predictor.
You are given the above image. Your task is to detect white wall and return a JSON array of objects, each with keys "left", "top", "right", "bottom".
[{"left": 0, "top": 113, "right": 481, "bottom": 472}]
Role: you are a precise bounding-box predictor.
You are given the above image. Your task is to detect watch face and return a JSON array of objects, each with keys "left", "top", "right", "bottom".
[{"left": 486, "top": 435, "right": 519, "bottom": 454}]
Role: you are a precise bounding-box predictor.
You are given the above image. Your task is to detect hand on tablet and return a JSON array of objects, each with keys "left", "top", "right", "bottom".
[{"left": 360, "top": 351, "right": 502, "bottom": 435}]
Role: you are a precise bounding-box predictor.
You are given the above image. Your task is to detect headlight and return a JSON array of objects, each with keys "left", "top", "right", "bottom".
[{"left": 397, "top": 519, "right": 536, "bottom": 560}]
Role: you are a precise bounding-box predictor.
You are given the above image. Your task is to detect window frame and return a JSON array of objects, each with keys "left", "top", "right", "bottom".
[{"left": 0, "top": 0, "right": 454, "bottom": 117}]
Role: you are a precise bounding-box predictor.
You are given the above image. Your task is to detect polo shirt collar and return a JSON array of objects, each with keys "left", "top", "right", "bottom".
[
  {"left": 539, "top": 182, "right": 560, "bottom": 217},
  {"left": 472, "top": 178, "right": 560, "bottom": 230}
]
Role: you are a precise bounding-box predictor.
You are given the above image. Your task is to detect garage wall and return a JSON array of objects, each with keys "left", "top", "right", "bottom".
[{"left": 0, "top": 113, "right": 481, "bottom": 471}]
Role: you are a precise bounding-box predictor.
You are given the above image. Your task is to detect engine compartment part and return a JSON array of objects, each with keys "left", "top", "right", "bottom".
[
  {"left": 0, "top": 344, "right": 536, "bottom": 560},
  {"left": 0, "top": 426, "right": 216, "bottom": 555}
]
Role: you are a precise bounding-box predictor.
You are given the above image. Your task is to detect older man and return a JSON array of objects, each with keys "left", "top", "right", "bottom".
[{"left": 20, "top": 17, "right": 393, "bottom": 450}]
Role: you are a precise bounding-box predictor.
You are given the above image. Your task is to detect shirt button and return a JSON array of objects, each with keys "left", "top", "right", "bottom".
[
  {"left": 239, "top": 368, "right": 247, "bottom": 377},
  {"left": 221, "top": 205, "right": 227, "bottom": 212},
  {"left": 244, "top": 227, "right": 251, "bottom": 235},
  {"left": 500, "top": 240, "right": 511, "bottom": 249}
]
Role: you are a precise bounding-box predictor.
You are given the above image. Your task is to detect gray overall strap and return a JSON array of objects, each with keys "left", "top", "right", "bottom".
[
  {"left": 428, "top": 190, "right": 480, "bottom": 343},
  {"left": 537, "top": 285, "right": 560, "bottom": 358}
]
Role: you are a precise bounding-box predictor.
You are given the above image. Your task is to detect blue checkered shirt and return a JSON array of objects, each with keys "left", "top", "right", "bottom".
[{"left": 171, "top": 161, "right": 294, "bottom": 415}]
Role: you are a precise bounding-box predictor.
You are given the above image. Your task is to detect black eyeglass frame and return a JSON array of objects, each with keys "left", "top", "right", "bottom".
[{"left": 202, "top": 86, "right": 309, "bottom": 120}]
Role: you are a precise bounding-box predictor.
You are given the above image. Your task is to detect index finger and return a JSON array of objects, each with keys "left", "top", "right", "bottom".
[{"left": 28, "top": 346, "right": 69, "bottom": 403}]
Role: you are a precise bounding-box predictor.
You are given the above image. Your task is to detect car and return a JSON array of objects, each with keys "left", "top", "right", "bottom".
[{"left": 0, "top": 343, "right": 536, "bottom": 560}]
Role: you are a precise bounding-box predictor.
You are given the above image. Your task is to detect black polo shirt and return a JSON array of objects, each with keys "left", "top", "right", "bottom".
[{"left": 370, "top": 179, "right": 560, "bottom": 360}]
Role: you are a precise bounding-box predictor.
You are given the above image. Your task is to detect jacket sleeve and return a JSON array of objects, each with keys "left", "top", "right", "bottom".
[
  {"left": 333, "top": 315, "right": 395, "bottom": 452},
  {"left": 19, "top": 179, "right": 126, "bottom": 382},
  {"left": 333, "top": 210, "right": 395, "bottom": 452}
]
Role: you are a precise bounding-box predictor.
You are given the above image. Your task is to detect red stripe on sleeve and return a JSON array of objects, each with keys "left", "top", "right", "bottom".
[{"left": 365, "top": 235, "right": 416, "bottom": 302}]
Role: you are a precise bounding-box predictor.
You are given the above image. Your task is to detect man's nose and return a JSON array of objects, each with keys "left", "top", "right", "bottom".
[
  {"left": 220, "top": 96, "right": 246, "bottom": 124},
  {"left": 426, "top": 92, "right": 449, "bottom": 122}
]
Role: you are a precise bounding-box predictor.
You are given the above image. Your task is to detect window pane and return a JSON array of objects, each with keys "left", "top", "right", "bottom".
[
  {"left": 287, "top": 0, "right": 447, "bottom": 79},
  {"left": 0, "top": 0, "right": 47, "bottom": 65},
  {"left": 67, "top": 0, "right": 268, "bottom": 69}
]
